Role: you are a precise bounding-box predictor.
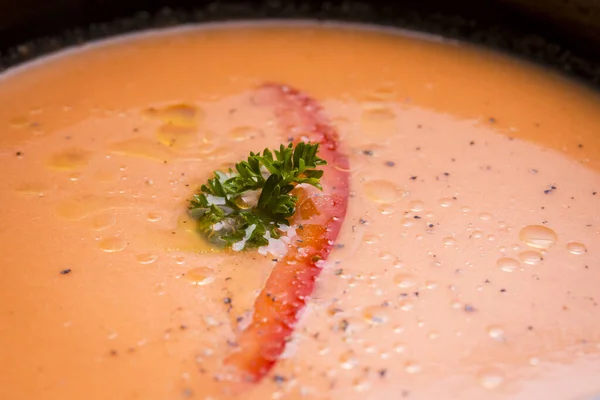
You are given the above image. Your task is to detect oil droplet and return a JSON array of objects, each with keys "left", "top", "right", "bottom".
[
  {"left": 15, "top": 183, "right": 47, "bottom": 197},
  {"left": 339, "top": 351, "right": 358, "bottom": 370},
  {"left": 48, "top": 148, "right": 91, "bottom": 170},
  {"left": 185, "top": 267, "right": 214, "bottom": 286},
  {"left": 9, "top": 115, "right": 29, "bottom": 128},
  {"left": 394, "top": 343, "right": 406, "bottom": 353},
  {"left": 394, "top": 273, "right": 416, "bottom": 288},
  {"left": 90, "top": 214, "right": 116, "bottom": 231},
  {"left": 147, "top": 213, "right": 161, "bottom": 222},
  {"left": 368, "top": 86, "right": 398, "bottom": 101},
  {"left": 405, "top": 361, "right": 421, "bottom": 374},
  {"left": 567, "top": 242, "right": 587, "bottom": 255},
  {"left": 529, "top": 357, "right": 540, "bottom": 366},
  {"left": 472, "top": 230, "right": 483, "bottom": 239},
  {"left": 68, "top": 172, "right": 82, "bottom": 181},
  {"left": 479, "top": 370, "right": 505, "bottom": 390},
  {"left": 353, "top": 377, "right": 371, "bottom": 393},
  {"left": 519, "top": 225, "right": 557, "bottom": 249},
  {"left": 364, "top": 180, "right": 402, "bottom": 203},
  {"left": 487, "top": 326, "right": 506, "bottom": 342},
  {"left": 408, "top": 200, "right": 425, "bottom": 212},
  {"left": 136, "top": 254, "right": 158, "bottom": 264},
  {"left": 378, "top": 204, "right": 394, "bottom": 215},
  {"left": 479, "top": 213, "right": 492, "bottom": 221},
  {"left": 497, "top": 257, "right": 520, "bottom": 272},
  {"left": 156, "top": 124, "right": 197, "bottom": 149},
  {"left": 401, "top": 217, "right": 413, "bottom": 227},
  {"left": 362, "top": 103, "right": 396, "bottom": 120},
  {"left": 399, "top": 300, "right": 414, "bottom": 312},
  {"left": 99, "top": 237, "right": 127, "bottom": 253},
  {"left": 461, "top": 206, "right": 471, "bottom": 213},
  {"left": 363, "top": 305, "right": 390, "bottom": 325},
  {"left": 144, "top": 103, "right": 201, "bottom": 126},
  {"left": 360, "top": 104, "right": 397, "bottom": 141},
  {"left": 519, "top": 251, "right": 543, "bottom": 266},
  {"left": 425, "top": 281, "right": 438, "bottom": 290},
  {"left": 363, "top": 234, "right": 380, "bottom": 245},
  {"left": 439, "top": 197, "right": 453, "bottom": 207},
  {"left": 443, "top": 236, "right": 456, "bottom": 247},
  {"left": 228, "top": 126, "right": 262, "bottom": 142},
  {"left": 109, "top": 137, "right": 173, "bottom": 162},
  {"left": 428, "top": 331, "right": 440, "bottom": 340}
]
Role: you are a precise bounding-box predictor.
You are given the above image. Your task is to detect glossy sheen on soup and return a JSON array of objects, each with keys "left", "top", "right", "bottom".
[{"left": 1, "top": 23, "right": 599, "bottom": 400}]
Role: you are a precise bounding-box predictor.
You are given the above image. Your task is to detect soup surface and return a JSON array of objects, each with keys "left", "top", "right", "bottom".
[{"left": 1, "top": 23, "right": 599, "bottom": 400}]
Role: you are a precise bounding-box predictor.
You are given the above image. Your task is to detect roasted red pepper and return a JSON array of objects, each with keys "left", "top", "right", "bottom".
[{"left": 223, "top": 83, "right": 350, "bottom": 382}]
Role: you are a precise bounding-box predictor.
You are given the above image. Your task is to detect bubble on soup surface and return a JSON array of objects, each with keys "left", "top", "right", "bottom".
[{"left": 519, "top": 225, "right": 557, "bottom": 249}]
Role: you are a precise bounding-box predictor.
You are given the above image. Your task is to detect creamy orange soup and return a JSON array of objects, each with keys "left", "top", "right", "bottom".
[{"left": 1, "top": 23, "right": 599, "bottom": 400}]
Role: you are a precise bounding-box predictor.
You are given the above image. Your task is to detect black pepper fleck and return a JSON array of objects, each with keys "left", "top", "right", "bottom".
[
  {"left": 223, "top": 297, "right": 232, "bottom": 305},
  {"left": 469, "top": 141, "right": 475, "bottom": 146},
  {"left": 378, "top": 369, "right": 387, "bottom": 378},
  {"left": 334, "top": 268, "right": 343, "bottom": 276},
  {"left": 273, "top": 375, "right": 287, "bottom": 384},
  {"left": 464, "top": 304, "right": 476, "bottom": 313},
  {"left": 362, "top": 149, "right": 373, "bottom": 156},
  {"left": 385, "top": 161, "right": 396, "bottom": 167},
  {"left": 339, "top": 319, "right": 349, "bottom": 332},
  {"left": 410, "top": 175, "right": 417, "bottom": 180},
  {"left": 60, "top": 269, "right": 72, "bottom": 275},
  {"left": 359, "top": 218, "right": 367, "bottom": 225},
  {"left": 414, "top": 215, "right": 421, "bottom": 219},
  {"left": 16, "top": 151, "right": 22, "bottom": 157}
]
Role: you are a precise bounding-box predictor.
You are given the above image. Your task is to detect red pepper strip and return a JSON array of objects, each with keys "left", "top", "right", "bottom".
[{"left": 223, "top": 83, "right": 350, "bottom": 383}]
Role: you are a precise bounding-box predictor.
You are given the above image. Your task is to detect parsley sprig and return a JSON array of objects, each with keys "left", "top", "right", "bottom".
[{"left": 188, "top": 142, "right": 326, "bottom": 249}]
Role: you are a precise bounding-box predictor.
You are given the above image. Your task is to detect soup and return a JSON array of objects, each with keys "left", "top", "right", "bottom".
[{"left": 0, "top": 23, "right": 599, "bottom": 400}]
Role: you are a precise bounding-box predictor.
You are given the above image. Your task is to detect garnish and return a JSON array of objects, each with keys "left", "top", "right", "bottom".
[
  {"left": 221, "top": 83, "right": 350, "bottom": 384},
  {"left": 188, "top": 142, "right": 326, "bottom": 250}
]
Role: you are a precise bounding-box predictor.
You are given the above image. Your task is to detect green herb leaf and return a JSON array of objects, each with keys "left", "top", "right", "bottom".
[{"left": 188, "top": 142, "right": 326, "bottom": 250}]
